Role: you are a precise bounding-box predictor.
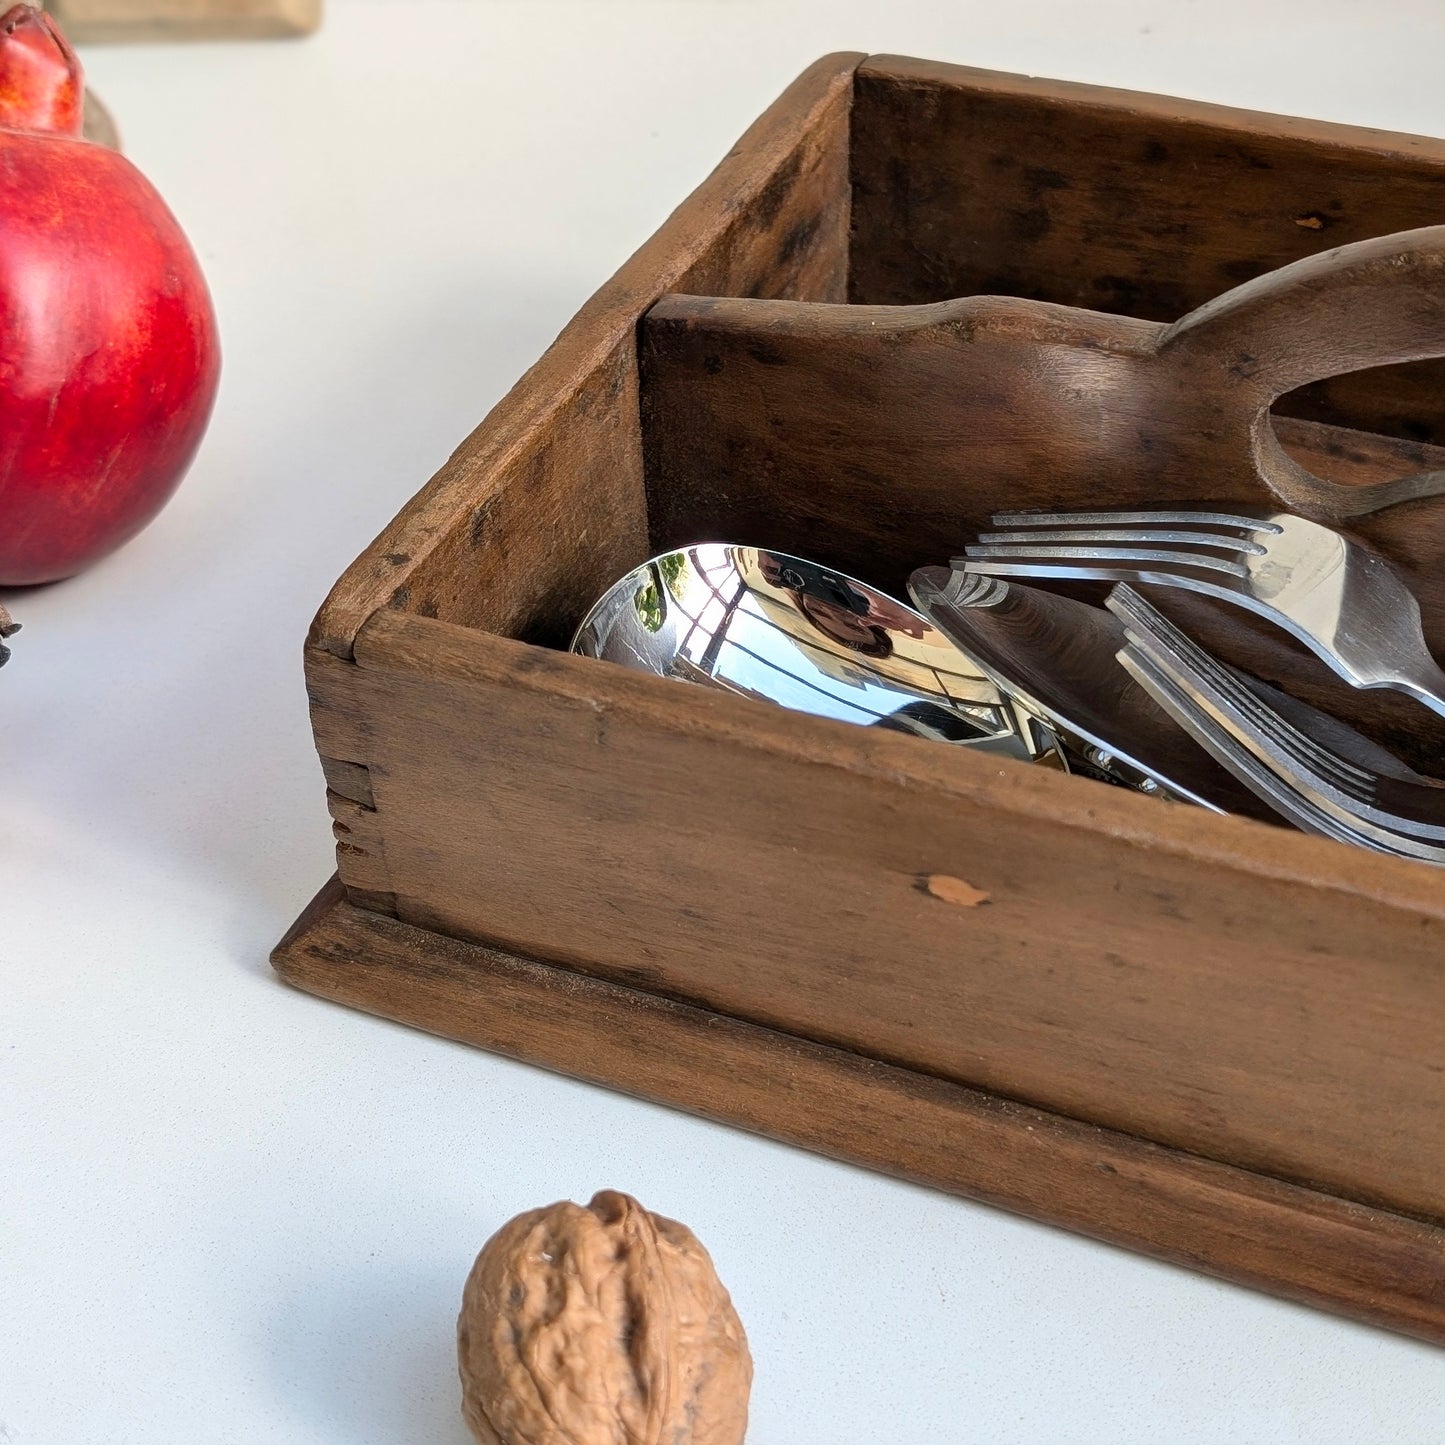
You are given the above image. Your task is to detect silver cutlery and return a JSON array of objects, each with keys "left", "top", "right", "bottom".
[
  {"left": 1116, "top": 638, "right": 1402, "bottom": 852},
  {"left": 960, "top": 507, "right": 1445, "bottom": 720},
  {"left": 907, "top": 565, "right": 1279, "bottom": 819},
  {"left": 1109, "top": 584, "right": 1445, "bottom": 862},
  {"left": 1122, "top": 650, "right": 1445, "bottom": 860},
  {"left": 571, "top": 544, "right": 1065, "bottom": 765},
  {"left": 574, "top": 521, "right": 1442, "bottom": 859}
]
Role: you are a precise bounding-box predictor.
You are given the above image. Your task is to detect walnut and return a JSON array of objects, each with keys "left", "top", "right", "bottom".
[{"left": 458, "top": 1190, "right": 752, "bottom": 1445}]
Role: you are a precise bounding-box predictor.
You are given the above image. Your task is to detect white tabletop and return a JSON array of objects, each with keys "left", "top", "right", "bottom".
[{"left": 5, "top": 2, "right": 1444, "bottom": 1440}]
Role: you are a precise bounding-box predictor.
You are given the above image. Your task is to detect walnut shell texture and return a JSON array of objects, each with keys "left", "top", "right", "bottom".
[{"left": 458, "top": 1190, "right": 752, "bottom": 1445}]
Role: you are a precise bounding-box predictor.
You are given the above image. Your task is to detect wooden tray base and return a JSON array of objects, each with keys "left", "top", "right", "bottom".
[{"left": 273, "top": 879, "right": 1445, "bottom": 1347}]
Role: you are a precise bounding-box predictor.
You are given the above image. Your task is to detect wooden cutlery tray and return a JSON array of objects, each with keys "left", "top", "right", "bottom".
[{"left": 274, "top": 54, "right": 1445, "bottom": 1342}]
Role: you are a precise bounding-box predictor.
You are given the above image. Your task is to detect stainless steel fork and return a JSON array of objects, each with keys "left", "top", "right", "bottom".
[
  {"left": 960, "top": 508, "right": 1445, "bottom": 719},
  {"left": 1117, "top": 640, "right": 1423, "bottom": 855},
  {"left": 1107, "top": 584, "right": 1445, "bottom": 862}
]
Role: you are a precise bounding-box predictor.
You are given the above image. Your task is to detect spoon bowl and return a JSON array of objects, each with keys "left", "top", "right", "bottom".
[{"left": 571, "top": 544, "right": 1064, "bottom": 763}]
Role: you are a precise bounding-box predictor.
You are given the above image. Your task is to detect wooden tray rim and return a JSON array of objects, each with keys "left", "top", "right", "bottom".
[{"left": 282, "top": 58, "right": 1445, "bottom": 1343}]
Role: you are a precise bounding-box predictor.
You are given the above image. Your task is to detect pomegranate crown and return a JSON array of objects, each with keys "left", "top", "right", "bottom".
[{"left": 0, "top": 4, "right": 82, "bottom": 137}]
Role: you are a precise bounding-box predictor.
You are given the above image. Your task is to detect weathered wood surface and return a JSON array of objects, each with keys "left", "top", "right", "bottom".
[
  {"left": 315, "top": 54, "right": 1445, "bottom": 657},
  {"left": 46, "top": 0, "right": 319, "bottom": 40},
  {"left": 299, "top": 605, "right": 1445, "bottom": 1225},
  {"left": 304, "top": 645, "right": 394, "bottom": 914},
  {"left": 273, "top": 881, "right": 1445, "bottom": 1347},
  {"left": 851, "top": 55, "right": 1445, "bottom": 446},
  {"left": 640, "top": 287, "right": 1445, "bottom": 773},
  {"left": 307, "top": 51, "right": 862, "bottom": 664}
]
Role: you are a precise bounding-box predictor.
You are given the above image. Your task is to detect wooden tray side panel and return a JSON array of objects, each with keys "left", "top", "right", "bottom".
[
  {"left": 273, "top": 886, "right": 1445, "bottom": 1348},
  {"left": 326, "top": 608, "right": 1445, "bottom": 1225},
  {"left": 850, "top": 56, "right": 1445, "bottom": 443},
  {"left": 308, "top": 51, "right": 860, "bottom": 662}
]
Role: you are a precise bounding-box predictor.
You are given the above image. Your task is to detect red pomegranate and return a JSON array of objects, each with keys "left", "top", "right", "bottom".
[{"left": 0, "top": 4, "right": 220, "bottom": 584}]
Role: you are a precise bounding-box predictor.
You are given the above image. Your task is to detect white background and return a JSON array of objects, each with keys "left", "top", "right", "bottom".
[{"left": 5, "top": 1, "right": 1445, "bottom": 1440}]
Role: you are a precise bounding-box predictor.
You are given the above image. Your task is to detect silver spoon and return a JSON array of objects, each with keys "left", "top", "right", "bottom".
[{"left": 571, "top": 544, "right": 1066, "bottom": 766}]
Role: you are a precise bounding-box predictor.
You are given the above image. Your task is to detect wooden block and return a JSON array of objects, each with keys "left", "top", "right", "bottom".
[{"left": 47, "top": 0, "right": 320, "bottom": 42}]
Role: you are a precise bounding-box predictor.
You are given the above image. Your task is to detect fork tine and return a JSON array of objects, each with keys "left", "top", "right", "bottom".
[
  {"left": 1120, "top": 651, "right": 1345, "bottom": 841},
  {"left": 962, "top": 543, "right": 1252, "bottom": 578},
  {"left": 984, "top": 510, "right": 1445, "bottom": 718},
  {"left": 1116, "top": 646, "right": 1387, "bottom": 849},
  {"left": 1103, "top": 586, "right": 1364, "bottom": 786},
  {"left": 1120, "top": 640, "right": 1445, "bottom": 861},
  {"left": 1114, "top": 585, "right": 1445, "bottom": 835},
  {"left": 990, "top": 509, "right": 1282, "bottom": 533},
  {"left": 958, "top": 559, "right": 1149, "bottom": 585},
  {"left": 1116, "top": 597, "right": 1445, "bottom": 851},
  {"left": 977, "top": 527, "right": 1268, "bottom": 555},
  {"left": 1106, "top": 584, "right": 1376, "bottom": 793}
]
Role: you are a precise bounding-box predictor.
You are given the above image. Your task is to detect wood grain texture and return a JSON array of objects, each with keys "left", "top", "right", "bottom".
[
  {"left": 640, "top": 289, "right": 1445, "bottom": 774},
  {"left": 319, "top": 755, "right": 374, "bottom": 809},
  {"left": 850, "top": 55, "right": 1445, "bottom": 445},
  {"left": 307, "top": 52, "right": 861, "bottom": 661},
  {"left": 47, "top": 0, "right": 319, "bottom": 40},
  {"left": 273, "top": 884, "right": 1445, "bottom": 1347},
  {"left": 302, "top": 606, "right": 1445, "bottom": 1224},
  {"left": 325, "top": 787, "right": 391, "bottom": 901}
]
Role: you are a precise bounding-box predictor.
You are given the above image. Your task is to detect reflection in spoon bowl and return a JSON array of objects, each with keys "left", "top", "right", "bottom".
[{"left": 570, "top": 544, "right": 1067, "bottom": 766}]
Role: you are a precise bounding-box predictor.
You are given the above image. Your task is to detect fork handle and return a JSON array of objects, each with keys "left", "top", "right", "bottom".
[{"left": 1156, "top": 227, "right": 1445, "bottom": 518}]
